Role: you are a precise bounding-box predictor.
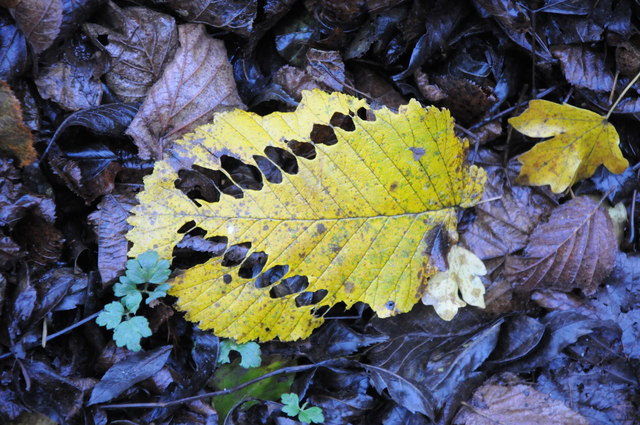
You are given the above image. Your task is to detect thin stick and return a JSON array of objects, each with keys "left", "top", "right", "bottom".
[
  {"left": 0, "top": 312, "right": 100, "bottom": 361},
  {"left": 606, "top": 68, "right": 640, "bottom": 119},
  {"left": 99, "top": 360, "right": 333, "bottom": 409}
]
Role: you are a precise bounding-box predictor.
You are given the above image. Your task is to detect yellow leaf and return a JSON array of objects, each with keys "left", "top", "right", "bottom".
[
  {"left": 0, "top": 80, "right": 36, "bottom": 166},
  {"left": 421, "top": 245, "right": 486, "bottom": 321},
  {"left": 127, "top": 90, "right": 486, "bottom": 342},
  {"left": 509, "top": 100, "right": 628, "bottom": 193}
]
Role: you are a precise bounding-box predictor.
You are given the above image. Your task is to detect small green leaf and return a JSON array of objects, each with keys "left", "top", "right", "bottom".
[
  {"left": 146, "top": 283, "right": 170, "bottom": 304},
  {"left": 281, "top": 393, "right": 301, "bottom": 417},
  {"left": 218, "top": 340, "right": 261, "bottom": 368},
  {"left": 114, "top": 280, "right": 143, "bottom": 312},
  {"left": 137, "top": 250, "right": 159, "bottom": 269},
  {"left": 125, "top": 264, "right": 147, "bottom": 284},
  {"left": 300, "top": 406, "right": 324, "bottom": 424},
  {"left": 96, "top": 302, "right": 124, "bottom": 330},
  {"left": 148, "top": 260, "right": 171, "bottom": 284},
  {"left": 113, "top": 316, "right": 152, "bottom": 351}
]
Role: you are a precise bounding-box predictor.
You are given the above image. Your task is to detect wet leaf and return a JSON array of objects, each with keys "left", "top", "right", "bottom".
[
  {"left": 0, "top": 10, "right": 28, "bottom": 80},
  {"left": 34, "top": 36, "right": 104, "bottom": 111},
  {"left": 127, "top": 90, "right": 487, "bottom": 341},
  {"left": 509, "top": 100, "right": 629, "bottom": 193},
  {"left": 88, "top": 345, "right": 172, "bottom": 405},
  {"left": 552, "top": 45, "right": 614, "bottom": 92},
  {"left": 126, "top": 24, "right": 244, "bottom": 160},
  {"left": 0, "top": 80, "right": 36, "bottom": 166},
  {"left": 88, "top": 193, "right": 137, "bottom": 285},
  {"left": 454, "top": 377, "right": 590, "bottom": 425},
  {"left": 11, "top": 0, "right": 63, "bottom": 53},
  {"left": 83, "top": 2, "right": 178, "bottom": 103},
  {"left": 163, "top": 0, "right": 257, "bottom": 37},
  {"left": 505, "top": 196, "right": 616, "bottom": 295}
]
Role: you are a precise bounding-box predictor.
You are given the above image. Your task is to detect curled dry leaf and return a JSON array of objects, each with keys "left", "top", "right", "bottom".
[
  {"left": 163, "top": 0, "right": 257, "bottom": 37},
  {"left": 0, "top": 80, "right": 36, "bottom": 166},
  {"left": 83, "top": 2, "right": 178, "bottom": 103},
  {"left": 509, "top": 100, "right": 629, "bottom": 193},
  {"left": 126, "top": 24, "right": 244, "bottom": 160},
  {"left": 11, "top": 0, "right": 63, "bottom": 53},
  {"left": 505, "top": 196, "right": 617, "bottom": 295}
]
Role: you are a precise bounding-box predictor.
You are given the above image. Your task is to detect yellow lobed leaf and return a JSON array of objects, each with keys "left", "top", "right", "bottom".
[
  {"left": 127, "top": 90, "right": 486, "bottom": 342},
  {"left": 509, "top": 100, "right": 628, "bottom": 193}
]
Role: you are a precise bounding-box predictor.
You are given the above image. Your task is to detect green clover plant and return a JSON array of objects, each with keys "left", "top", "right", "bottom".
[
  {"left": 280, "top": 393, "right": 324, "bottom": 424},
  {"left": 96, "top": 251, "right": 171, "bottom": 351}
]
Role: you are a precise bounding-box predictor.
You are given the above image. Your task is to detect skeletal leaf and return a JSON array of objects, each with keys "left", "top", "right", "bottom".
[{"left": 127, "top": 90, "right": 486, "bottom": 342}]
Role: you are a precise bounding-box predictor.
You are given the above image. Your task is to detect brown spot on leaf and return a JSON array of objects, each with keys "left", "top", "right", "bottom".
[
  {"left": 316, "top": 223, "right": 327, "bottom": 234},
  {"left": 344, "top": 281, "right": 354, "bottom": 293},
  {"left": 390, "top": 182, "right": 398, "bottom": 191}
]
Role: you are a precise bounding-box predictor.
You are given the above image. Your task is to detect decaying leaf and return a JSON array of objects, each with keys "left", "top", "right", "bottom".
[
  {"left": 509, "top": 100, "right": 628, "bottom": 193},
  {"left": 127, "top": 90, "right": 486, "bottom": 342},
  {"left": 83, "top": 2, "right": 178, "bottom": 103},
  {"left": 0, "top": 80, "right": 36, "bottom": 166},
  {"left": 125, "top": 24, "right": 244, "bottom": 160},
  {"left": 421, "top": 245, "right": 487, "bottom": 320},
  {"left": 505, "top": 196, "right": 616, "bottom": 295},
  {"left": 11, "top": 0, "right": 63, "bottom": 53}
]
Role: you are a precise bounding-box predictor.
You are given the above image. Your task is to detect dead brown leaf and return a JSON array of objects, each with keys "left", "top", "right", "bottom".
[
  {"left": 34, "top": 38, "right": 105, "bottom": 111},
  {"left": 505, "top": 196, "right": 617, "bottom": 295},
  {"left": 88, "top": 192, "right": 137, "bottom": 286},
  {"left": 0, "top": 80, "right": 36, "bottom": 166},
  {"left": 11, "top": 0, "right": 62, "bottom": 53},
  {"left": 126, "top": 24, "right": 244, "bottom": 160},
  {"left": 83, "top": 2, "right": 178, "bottom": 103},
  {"left": 454, "top": 377, "right": 589, "bottom": 425}
]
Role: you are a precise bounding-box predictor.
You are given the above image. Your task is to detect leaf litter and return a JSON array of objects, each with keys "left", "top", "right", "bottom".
[{"left": 1, "top": 1, "right": 640, "bottom": 424}]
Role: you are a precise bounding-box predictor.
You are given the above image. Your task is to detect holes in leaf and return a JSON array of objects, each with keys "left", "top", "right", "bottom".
[
  {"left": 221, "top": 155, "right": 263, "bottom": 191},
  {"left": 287, "top": 140, "right": 316, "bottom": 160},
  {"left": 238, "top": 251, "right": 268, "bottom": 279},
  {"left": 255, "top": 265, "right": 288, "bottom": 289},
  {"left": 175, "top": 168, "right": 221, "bottom": 206},
  {"left": 172, "top": 235, "right": 228, "bottom": 269},
  {"left": 269, "top": 275, "right": 309, "bottom": 299},
  {"left": 265, "top": 146, "right": 298, "bottom": 174},
  {"left": 295, "top": 289, "right": 328, "bottom": 307},
  {"left": 254, "top": 155, "right": 282, "bottom": 183},
  {"left": 177, "top": 221, "right": 206, "bottom": 236},
  {"left": 222, "top": 242, "right": 252, "bottom": 267},
  {"left": 330, "top": 112, "right": 355, "bottom": 131},
  {"left": 357, "top": 107, "right": 375, "bottom": 121},
  {"left": 310, "top": 124, "right": 337, "bottom": 146}
]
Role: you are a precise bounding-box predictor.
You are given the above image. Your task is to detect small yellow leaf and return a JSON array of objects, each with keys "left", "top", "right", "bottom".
[
  {"left": 421, "top": 245, "right": 486, "bottom": 320},
  {"left": 509, "top": 100, "right": 628, "bottom": 193},
  {"left": 128, "top": 90, "right": 486, "bottom": 342}
]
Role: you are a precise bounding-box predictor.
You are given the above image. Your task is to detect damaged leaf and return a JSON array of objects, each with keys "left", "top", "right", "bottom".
[
  {"left": 127, "top": 90, "right": 486, "bottom": 342},
  {"left": 509, "top": 100, "right": 628, "bottom": 193}
]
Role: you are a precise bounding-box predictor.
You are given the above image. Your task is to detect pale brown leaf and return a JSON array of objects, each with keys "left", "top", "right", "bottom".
[
  {"left": 505, "top": 196, "right": 617, "bottom": 295},
  {"left": 83, "top": 2, "right": 178, "bottom": 103},
  {"left": 454, "top": 380, "right": 589, "bottom": 425},
  {"left": 0, "top": 80, "right": 35, "bottom": 166},
  {"left": 125, "top": 24, "right": 244, "bottom": 160}
]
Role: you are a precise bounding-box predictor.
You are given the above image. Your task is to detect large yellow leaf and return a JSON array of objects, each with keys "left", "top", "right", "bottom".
[
  {"left": 127, "top": 90, "right": 486, "bottom": 342},
  {"left": 509, "top": 100, "right": 628, "bottom": 193}
]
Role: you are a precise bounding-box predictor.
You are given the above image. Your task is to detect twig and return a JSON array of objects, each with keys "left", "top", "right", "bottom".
[
  {"left": 0, "top": 312, "right": 100, "bottom": 361},
  {"left": 99, "top": 360, "right": 334, "bottom": 409}
]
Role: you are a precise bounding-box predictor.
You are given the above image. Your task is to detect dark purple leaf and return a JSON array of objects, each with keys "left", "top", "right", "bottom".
[
  {"left": 88, "top": 345, "right": 172, "bottom": 405},
  {"left": 0, "top": 10, "right": 28, "bottom": 80},
  {"left": 552, "top": 45, "right": 614, "bottom": 92},
  {"left": 163, "top": 0, "right": 257, "bottom": 37}
]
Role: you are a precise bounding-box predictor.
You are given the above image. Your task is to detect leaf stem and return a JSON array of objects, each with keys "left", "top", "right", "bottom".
[{"left": 606, "top": 68, "right": 640, "bottom": 119}]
